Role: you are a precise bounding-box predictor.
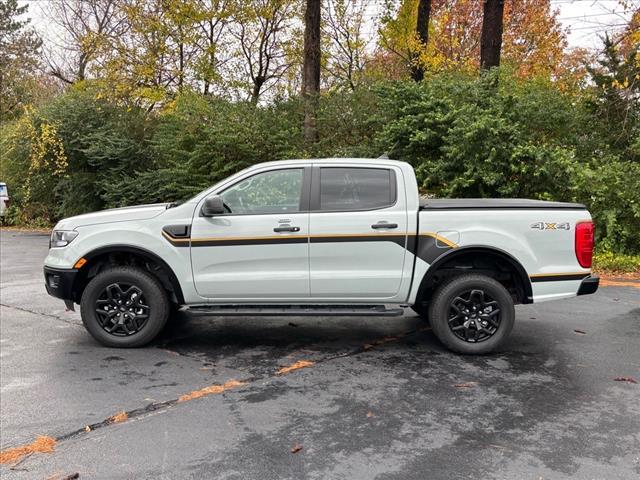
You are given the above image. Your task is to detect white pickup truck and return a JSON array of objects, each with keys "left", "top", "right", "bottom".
[{"left": 44, "top": 158, "right": 598, "bottom": 354}]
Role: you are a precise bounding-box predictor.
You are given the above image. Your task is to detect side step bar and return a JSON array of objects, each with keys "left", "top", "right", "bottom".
[{"left": 185, "top": 304, "right": 405, "bottom": 317}]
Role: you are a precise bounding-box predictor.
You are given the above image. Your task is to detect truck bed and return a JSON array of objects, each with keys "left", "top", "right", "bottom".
[{"left": 419, "top": 198, "right": 586, "bottom": 210}]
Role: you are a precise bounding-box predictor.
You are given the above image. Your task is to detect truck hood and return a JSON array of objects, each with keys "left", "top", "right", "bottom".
[{"left": 54, "top": 203, "right": 168, "bottom": 230}]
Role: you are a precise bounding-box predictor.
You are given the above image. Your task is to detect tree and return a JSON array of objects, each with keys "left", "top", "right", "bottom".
[
  {"left": 412, "top": 0, "right": 431, "bottom": 81},
  {"left": 378, "top": 0, "right": 566, "bottom": 78},
  {"left": 0, "top": 0, "right": 42, "bottom": 120},
  {"left": 192, "top": 0, "right": 232, "bottom": 95},
  {"left": 42, "top": 0, "right": 126, "bottom": 84},
  {"left": 302, "top": 0, "right": 320, "bottom": 142},
  {"left": 480, "top": 0, "right": 504, "bottom": 70},
  {"left": 588, "top": 35, "right": 639, "bottom": 158},
  {"left": 322, "top": 0, "right": 368, "bottom": 90},
  {"left": 232, "top": 0, "right": 299, "bottom": 103}
]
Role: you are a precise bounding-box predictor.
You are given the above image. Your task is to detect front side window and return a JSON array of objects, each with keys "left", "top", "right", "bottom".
[
  {"left": 221, "top": 168, "right": 303, "bottom": 215},
  {"left": 319, "top": 168, "right": 395, "bottom": 211}
]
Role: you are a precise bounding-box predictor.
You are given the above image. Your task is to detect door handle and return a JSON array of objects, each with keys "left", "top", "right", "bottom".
[
  {"left": 371, "top": 222, "right": 398, "bottom": 229},
  {"left": 273, "top": 226, "right": 300, "bottom": 232}
]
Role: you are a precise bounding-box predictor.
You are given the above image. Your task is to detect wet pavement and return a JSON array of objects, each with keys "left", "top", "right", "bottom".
[{"left": 1, "top": 229, "right": 639, "bottom": 479}]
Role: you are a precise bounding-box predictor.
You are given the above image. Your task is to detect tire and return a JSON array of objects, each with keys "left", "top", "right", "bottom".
[
  {"left": 80, "top": 266, "right": 169, "bottom": 348},
  {"left": 428, "top": 274, "right": 514, "bottom": 354}
]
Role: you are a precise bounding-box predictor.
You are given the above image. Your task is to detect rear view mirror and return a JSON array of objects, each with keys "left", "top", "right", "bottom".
[{"left": 201, "top": 195, "right": 225, "bottom": 216}]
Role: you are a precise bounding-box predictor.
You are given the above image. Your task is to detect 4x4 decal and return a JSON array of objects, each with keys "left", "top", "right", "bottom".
[{"left": 530, "top": 222, "right": 570, "bottom": 230}]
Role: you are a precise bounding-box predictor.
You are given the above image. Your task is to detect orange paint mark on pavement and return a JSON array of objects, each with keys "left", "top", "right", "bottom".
[
  {"left": 0, "top": 436, "right": 56, "bottom": 465},
  {"left": 277, "top": 360, "right": 315, "bottom": 375},
  {"left": 177, "top": 379, "right": 246, "bottom": 402}
]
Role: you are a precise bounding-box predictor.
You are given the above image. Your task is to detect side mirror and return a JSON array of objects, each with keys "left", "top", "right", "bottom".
[{"left": 201, "top": 195, "right": 225, "bottom": 216}]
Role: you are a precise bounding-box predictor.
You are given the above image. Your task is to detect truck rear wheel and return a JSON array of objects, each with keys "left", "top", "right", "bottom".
[
  {"left": 428, "top": 274, "right": 514, "bottom": 354},
  {"left": 80, "top": 266, "right": 169, "bottom": 348}
]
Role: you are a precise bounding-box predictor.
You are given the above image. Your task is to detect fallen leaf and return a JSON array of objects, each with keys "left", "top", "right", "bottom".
[
  {"left": 0, "top": 436, "right": 56, "bottom": 465},
  {"left": 613, "top": 376, "right": 638, "bottom": 384},
  {"left": 84, "top": 426, "right": 91, "bottom": 432},
  {"left": 277, "top": 360, "right": 314, "bottom": 375},
  {"left": 573, "top": 329, "right": 586, "bottom": 335},
  {"left": 453, "top": 382, "right": 477, "bottom": 389},
  {"left": 109, "top": 411, "right": 128, "bottom": 424},
  {"left": 290, "top": 444, "right": 303, "bottom": 453},
  {"left": 366, "top": 411, "right": 374, "bottom": 418}
]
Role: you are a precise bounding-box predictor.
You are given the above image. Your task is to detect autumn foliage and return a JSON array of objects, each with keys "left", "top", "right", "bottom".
[{"left": 377, "top": 0, "right": 567, "bottom": 77}]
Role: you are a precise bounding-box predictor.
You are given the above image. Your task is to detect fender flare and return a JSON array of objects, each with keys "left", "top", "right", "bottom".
[
  {"left": 417, "top": 245, "right": 533, "bottom": 304},
  {"left": 78, "top": 244, "right": 185, "bottom": 304}
]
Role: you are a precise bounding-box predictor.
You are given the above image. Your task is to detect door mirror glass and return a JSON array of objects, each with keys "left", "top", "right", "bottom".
[{"left": 201, "top": 195, "right": 226, "bottom": 216}]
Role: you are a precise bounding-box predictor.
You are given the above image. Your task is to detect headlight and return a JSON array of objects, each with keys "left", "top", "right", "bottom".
[{"left": 50, "top": 230, "right": 78, "bottom": 248}]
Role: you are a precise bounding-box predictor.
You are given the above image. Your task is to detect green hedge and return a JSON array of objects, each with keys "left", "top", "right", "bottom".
[{"left": 1, "top": 72, "right": 638, "bottom": 253}]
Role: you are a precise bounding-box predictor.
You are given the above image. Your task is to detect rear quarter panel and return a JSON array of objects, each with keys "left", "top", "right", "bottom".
[{"left": 413, "top": 208, "right": 592, "bottom": 303}]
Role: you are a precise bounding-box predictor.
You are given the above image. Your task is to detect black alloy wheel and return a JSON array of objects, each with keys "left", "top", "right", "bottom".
[
  {"left": 95, "top": 283, "right": 150, "bottom": 336},
  {"left": 447, "top": 289, "right": 500, "bottom": 343}
]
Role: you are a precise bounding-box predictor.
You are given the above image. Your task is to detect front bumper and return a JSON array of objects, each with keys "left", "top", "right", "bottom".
[
  {"left": 44, "top": 266, "right": 78, "bottom": 310},
  {"left": 577, "top": 275, "right": 599, "bottom": 296}
]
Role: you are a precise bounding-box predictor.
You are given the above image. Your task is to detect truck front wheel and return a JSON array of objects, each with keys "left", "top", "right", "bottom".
[
  {"left": 80, "top": 266, "right": 169, "bottom": 348},
  {"left": 428, "top": 274, "right": 514, "bottom": 354}
]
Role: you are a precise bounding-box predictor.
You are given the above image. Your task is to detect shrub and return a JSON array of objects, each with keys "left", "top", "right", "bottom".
[{"left": 1, "top": 73, "right": 638, "bottom": 254}]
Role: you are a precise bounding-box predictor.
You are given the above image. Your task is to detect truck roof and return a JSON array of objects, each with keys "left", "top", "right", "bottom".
[
  {"left": 244, "top": 158, "right": 411, "bottom": 169},
  {"left": 420, "top": 198, "right": 586, "bottom": 210}
]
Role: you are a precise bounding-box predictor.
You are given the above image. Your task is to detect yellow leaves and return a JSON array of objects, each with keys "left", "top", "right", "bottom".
[{"left": 611, "top": 78, "right": 631, "bottom": 90}]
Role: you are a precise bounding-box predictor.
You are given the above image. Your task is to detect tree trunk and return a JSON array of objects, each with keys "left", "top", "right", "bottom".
[
  {"left": 251, "top": 76, "right": 265, "bottom": 104},
  {"left": 411, "top": 0, "right": 431, "bottom": 82},
  {"left": 480, "top": 0, "right": 504, "bottom": 70},
  {"left": 302, "top": 0, "right": 321, "bottom": 143}
]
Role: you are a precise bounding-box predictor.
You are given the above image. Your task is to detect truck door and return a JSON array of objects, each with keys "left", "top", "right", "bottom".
[
  {"left": 308, "top": 165, "right": 409, "bottom": 299},
  {"left": 190, "top": 166, "right": 311, "bottom": 299}
]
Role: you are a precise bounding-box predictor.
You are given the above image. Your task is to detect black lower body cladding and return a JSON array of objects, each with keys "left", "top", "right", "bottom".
[{"left": 577, "top": 275, "right": 599, "bottom": 296}]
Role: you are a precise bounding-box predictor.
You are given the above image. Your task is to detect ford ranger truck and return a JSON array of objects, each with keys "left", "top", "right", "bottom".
[{"left": 43, "top": 159, "right": 598, "bottom": 354}]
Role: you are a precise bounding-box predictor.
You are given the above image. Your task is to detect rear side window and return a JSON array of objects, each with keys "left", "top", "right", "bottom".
[{"left": 319, "top": 168, "right": 395, "bottom": 211}]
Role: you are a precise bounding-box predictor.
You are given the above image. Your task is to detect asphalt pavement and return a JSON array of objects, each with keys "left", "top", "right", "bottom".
[{"left": 1, "top": 229, "right": 639, "bottom": 479}]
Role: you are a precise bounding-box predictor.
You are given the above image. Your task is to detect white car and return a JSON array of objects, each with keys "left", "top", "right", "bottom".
[
  {"left": 44, "top": 158, "right": 598, "bottom": 353},
  {"left": 0, "top": 182, "right": 9, "bottom": 217}
]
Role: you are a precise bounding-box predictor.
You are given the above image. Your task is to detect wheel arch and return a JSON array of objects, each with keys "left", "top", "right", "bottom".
[
  {"left": 415, "top": 245, "right": 533, "bottom": 306},
  {"left": 72, "top": 245, "right": 185, "bottom": 305}
]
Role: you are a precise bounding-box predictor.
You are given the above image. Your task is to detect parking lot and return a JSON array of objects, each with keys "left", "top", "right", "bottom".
[{"left": 1, "top": 229, "right": 639, "bottom": 479}]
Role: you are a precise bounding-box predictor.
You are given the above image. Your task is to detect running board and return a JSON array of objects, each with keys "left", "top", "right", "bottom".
[{"left": 184, "top": 304, "right": 405, "bottom": 317}]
